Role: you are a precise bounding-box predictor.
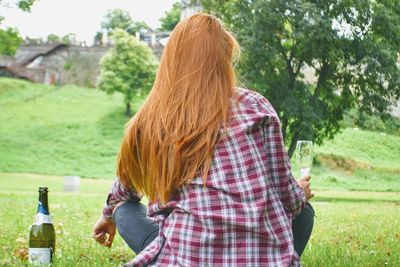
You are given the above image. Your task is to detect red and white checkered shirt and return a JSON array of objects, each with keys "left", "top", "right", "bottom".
[{"left": 103, "top": 88, "right": 306, "bottom": 267}]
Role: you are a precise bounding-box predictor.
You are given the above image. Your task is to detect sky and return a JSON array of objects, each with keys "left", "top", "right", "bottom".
[{"left": 0, "top": 0, "right": 178, "bottom": 44}]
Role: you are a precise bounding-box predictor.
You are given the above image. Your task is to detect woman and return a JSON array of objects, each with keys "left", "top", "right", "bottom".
[{"left": 92, "top": 13, "right": 314, "bottom": 266}]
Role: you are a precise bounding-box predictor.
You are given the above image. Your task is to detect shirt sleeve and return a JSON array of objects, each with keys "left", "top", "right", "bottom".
[
  {"left": 256, "top": 94, "right": 306, "bottom": 217},
  {"left": 102, "top": 178, "right": 142, "bottom": 218}
]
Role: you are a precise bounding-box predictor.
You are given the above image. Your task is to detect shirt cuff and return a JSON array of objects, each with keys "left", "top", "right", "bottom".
[{"left": 102, "top": 204, "right": 114, "bottom": 219}]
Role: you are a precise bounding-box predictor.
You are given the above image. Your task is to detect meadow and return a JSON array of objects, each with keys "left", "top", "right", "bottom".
[{"left": 0, "top": 78, "right": 399, "bottom": 266}]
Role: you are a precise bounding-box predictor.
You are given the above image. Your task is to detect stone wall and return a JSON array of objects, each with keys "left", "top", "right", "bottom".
[
  {"left": 38, "top": 46, "right": 110, "bottom": 87},
  {"left": 61, "top": 46, "right": 109, "bottom": 87}
]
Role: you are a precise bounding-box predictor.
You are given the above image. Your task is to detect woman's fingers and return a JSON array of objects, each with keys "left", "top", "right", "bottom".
[
  {"left": 92, "top": 216, "right": 117, "bottom": 248},
  {"left": 93, "top": 232, "right": 115, "bottom": 247},
  {"left": 93, "top": 232, "right": 104, "bottom": 240},
  {"left": 93, "top": 232, "right": 107, "bottom": 244},
  {"left": 104, "top": 232, "right": 115, "bottom": 248}
]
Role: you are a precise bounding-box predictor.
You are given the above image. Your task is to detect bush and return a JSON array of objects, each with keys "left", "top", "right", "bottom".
[{"left": 343, "top": 109, "right": 400, "bottom": 136}]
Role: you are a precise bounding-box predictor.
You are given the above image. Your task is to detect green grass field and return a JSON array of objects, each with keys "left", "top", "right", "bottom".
[
  {"left": 1, "top": 78, "right": 399, "bottom": 266},
  {"left": 0, "top": 78, "right": 143, "bottom": 178},
  {"left": 0, "top": 173, "right": 398, "bottom": 266}
]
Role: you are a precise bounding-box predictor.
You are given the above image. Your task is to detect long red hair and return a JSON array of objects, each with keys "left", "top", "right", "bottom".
[{"left": 117, "top": 13, "right": 240, "bottom": 203}]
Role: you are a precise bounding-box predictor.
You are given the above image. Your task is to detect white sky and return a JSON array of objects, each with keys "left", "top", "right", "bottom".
[{"left": 0, "top": 0, "right": 178, "bottom": 44}]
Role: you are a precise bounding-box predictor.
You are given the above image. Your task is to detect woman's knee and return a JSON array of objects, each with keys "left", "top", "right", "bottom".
[{"left": 113, "top": 201, "right": 147, "bottom": 223}]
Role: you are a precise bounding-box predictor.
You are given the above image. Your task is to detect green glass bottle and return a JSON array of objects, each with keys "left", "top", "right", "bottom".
[{"left": 29, "top": 187, "right": 56, "bottom": 265}]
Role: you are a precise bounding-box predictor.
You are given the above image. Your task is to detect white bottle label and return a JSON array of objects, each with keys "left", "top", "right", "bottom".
[
  {"left": 29, "top": 248, "right": 52, "bottom": 265},
  {"left": 34, "top": 214, "right": 52, "bottom": 225}
]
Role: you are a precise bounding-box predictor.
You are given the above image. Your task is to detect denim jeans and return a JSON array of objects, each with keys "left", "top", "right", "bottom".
[{"left": 113, "top": 201, "right": 314, "bottom": 257}]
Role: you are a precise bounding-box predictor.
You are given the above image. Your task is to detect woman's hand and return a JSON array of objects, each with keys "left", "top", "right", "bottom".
[
  {"left": 297, "top": 175, "right": 315, "bottom": 201},
  {"left": 92, "top": 215, "right": 116, "bottom": 248}
]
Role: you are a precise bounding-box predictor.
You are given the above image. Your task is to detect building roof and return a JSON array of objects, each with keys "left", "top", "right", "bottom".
[{"left": 14, "top": 43, "right": 68, "bottom": 67}]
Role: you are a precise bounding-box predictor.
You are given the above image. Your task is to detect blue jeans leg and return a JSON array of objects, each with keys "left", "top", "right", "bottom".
[
  {"left": 113, "top": 201, "right": 159, "bottom": 254},
  {"left": 292, "top": 202, "right": 315, "bottom": 256}
]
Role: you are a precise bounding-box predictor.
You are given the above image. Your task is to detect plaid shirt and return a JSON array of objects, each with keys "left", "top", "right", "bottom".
[{"left": 103, "top": 88, "right": 306, "bottom": 267}]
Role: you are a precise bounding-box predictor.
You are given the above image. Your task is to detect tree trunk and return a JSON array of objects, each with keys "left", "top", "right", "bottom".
[
  {"left": 281, "top": 116, "right": 288, "bottom": 140},
  {"left": 125, "top": 102, "right": 132, "bottom": 117},
  {"left": 288, "top": 130, "right": 299, "bottom": 159}
]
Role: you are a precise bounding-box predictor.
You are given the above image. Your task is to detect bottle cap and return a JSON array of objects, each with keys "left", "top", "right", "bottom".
[{"left": 39, "top": 187, "right": 48, "bottom": 193}]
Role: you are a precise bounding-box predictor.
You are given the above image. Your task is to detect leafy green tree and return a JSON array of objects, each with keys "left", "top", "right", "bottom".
[
  {"left": 94, "top": 31, "right": 103, "bottom": 46},
  {"left": 97, "top": 29, "right": 158, "bottom": 116},
  {"left": 159, "top": 2, "right": 181, "bottom": 31},
  {"left": 101, "top": 9, "right": 152, "bottom": 36},
  {"left": 0, "top": 0, "right": 38, "bottom": 55},
  {"left": 0, "top": 0, "right": 37, "bottom": 12},
  {"left": 101, "top": 9, "right": 134, "bottom": 36},
  {"left": 202, "top": 0, "right": 400, "bottom": 158},
  {"left": 62, "top": 33, "right": 76, "bottom": 44},
  {"left": 130, "top": 20, "right": 152, "bottom": 34},
  {"left": 47, "top": 33, "right": 61, "bottom": 43},
  {"left": 16, "top": 0, "right": 37, "bottom": 11},
  {"left": 0, "top": 26, "right": 21, "bottom": 55}
]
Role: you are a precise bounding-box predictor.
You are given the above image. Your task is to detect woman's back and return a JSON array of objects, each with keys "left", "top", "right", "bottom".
[
  {"left": 132, "top": 88, "right": 305, "bottom": 266},
  {"left": 93, "top": 14, "right": 313, "bottom": 267}
]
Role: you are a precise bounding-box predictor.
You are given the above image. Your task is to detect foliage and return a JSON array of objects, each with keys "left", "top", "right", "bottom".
[
  {"left": 94, "top": 31, "right": 103, "bottom": 46},
  {"left": 97, "top": 29, "right": 158, "bottom": 116},
  {"left": 101, "top": 9, "right": 152, "bottom": 36},
  {"left": 130, "top": 20, "right": 152, "bottom": 34},
  {"left": 63, "top": 62, "right": 72, "bottom": 71},
  {"left": 0, "top": 27, "right": 21, "bottom": 56},
  {"left": 16, "top": 0, "right": 37, "bottom": 11},
  {"left": 158, "top": 2, "right": 181, "bottom": 31},
  {"left": 344, "top": 109, "right": 400, "bottom": 136},
  {"left": 0, "top": 0, "right": 37, "bottom": 12},
  {"left": 101, "top": 9, "right": 133, "bottom": 35},
  {"left": 202, "top": 0, "right": 400, "bottom": 158},
  {"left": 62, "top": 33, "right": 76, "bottom": 44},
  {"left": 47, "top": 33, "right": 61, "bottom": 43}
]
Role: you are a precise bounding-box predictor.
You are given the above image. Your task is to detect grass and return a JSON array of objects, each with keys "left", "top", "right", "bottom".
[
  {"left": 0, "top": 78, "right": 143, "bottom": 179},
  {"left": 291, "top": 128, "right": 400, "bottom": 192},
  {"left": 315, "top": 128, "right": 400, "bottom": 170},
  {"left": 302, "top": 201, "right": 400, "bottom": 266},
  {"left": 0, "top": 173, "right": 134, "bottom": 266},
  {"left": 1, "top": 77, "right": 399, "bottom": 192},
  {"left": 0, "top": 173, "right": 399, "bottom": 266}
]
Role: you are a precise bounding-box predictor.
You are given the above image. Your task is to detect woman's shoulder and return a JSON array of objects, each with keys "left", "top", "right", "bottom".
[{"left": 234, "top": 87, "right": 277, "bottom": 116}]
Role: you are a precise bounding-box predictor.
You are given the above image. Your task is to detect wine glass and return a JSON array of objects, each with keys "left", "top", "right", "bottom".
[{"left": 296, "top": 140, "right": 313, "bottom": 178}]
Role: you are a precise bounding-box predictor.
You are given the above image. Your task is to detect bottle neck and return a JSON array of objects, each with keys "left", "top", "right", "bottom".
[{"left": 37, "top": 191, "right": 50, "bottom": 215}]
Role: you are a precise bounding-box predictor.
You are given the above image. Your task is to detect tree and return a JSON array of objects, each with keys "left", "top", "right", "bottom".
[
  {"left": 94, "top": 31, "right": 103, "bottom": 46},
  {"left": 16, "top": 0, "right": 37, "bottom": 11},
  {"left": 202, "top": 0, "right": 400, "bottom": 158},
  {"left": 159, "top": 2, "right": 181, "bottom": 31},
  {"left": 97, "top": 29, "right": 158, "bottom": 116},
  {"left": 101, "top": 9, "right": 133, "bottom": 35},
  {"left": 0, "top": 0, "right": 37, "bottom": 55},
  {"left": 0, "top": 0, "right": 37, "bottom": 12},
  {"left": 47, "top": 33, "right": 61, "bottom": 43},
  {"left": 62, "top": 33, "right": 76, "bottom": 44},
  {"left": 101, "top": 9, "right": 152, "bottom": 36},
  {"left": 0, "top": 26, "right": 21, "bottom": 55},
  {"left": 130, "top": 20, "right": 152, "bottom": 34}
]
